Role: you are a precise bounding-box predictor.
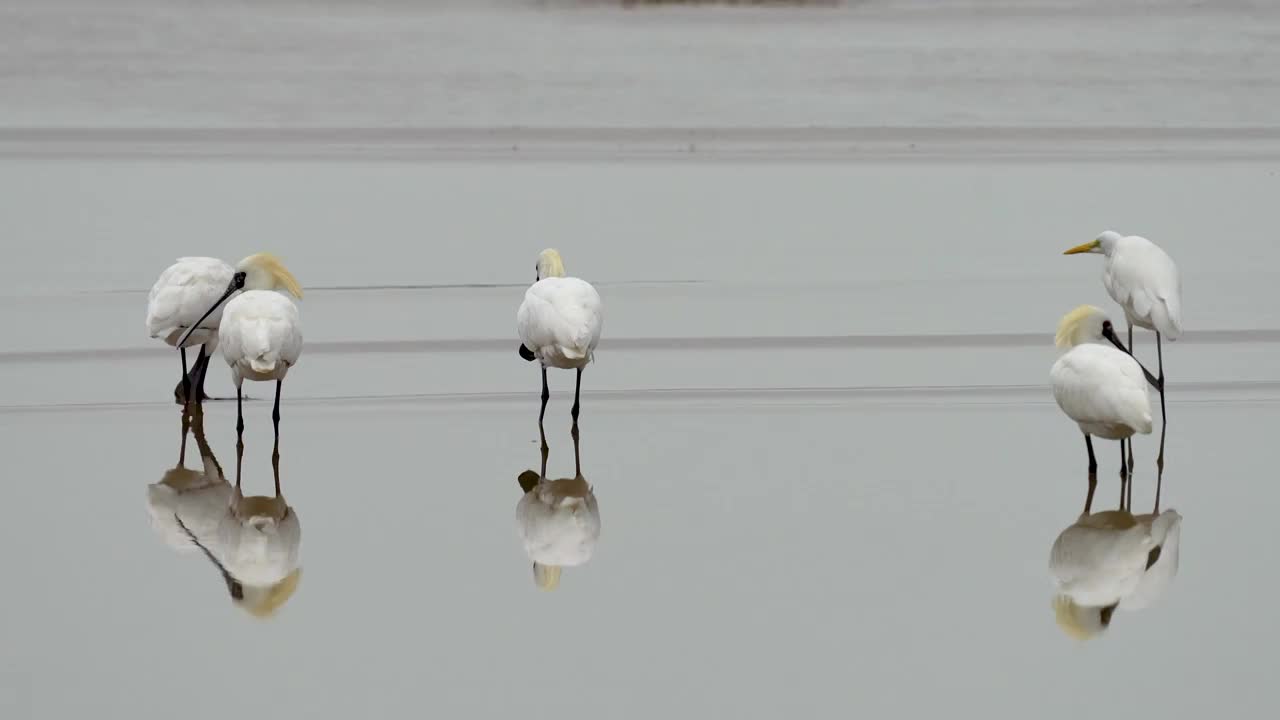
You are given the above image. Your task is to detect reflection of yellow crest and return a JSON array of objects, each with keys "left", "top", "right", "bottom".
[
  {"left": 1052, "top": 595, "right": 1101, "bottom": 641},
  {"left": 240, "top": 568, "right": 303, "bottom": 618},
  {"left": 534, "top": 563, "right": 561, "bottom": 591},
  {"left": 242, "top": 252, "right": 304, "bottom": 299},
  {"left": 1055, "top": 305, "right": 1103, "bottom": 349}
]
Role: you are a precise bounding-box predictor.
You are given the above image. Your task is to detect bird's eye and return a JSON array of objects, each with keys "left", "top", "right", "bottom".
[{"left": 1102, "top": 320, "right": 1112, "bottom": 332}]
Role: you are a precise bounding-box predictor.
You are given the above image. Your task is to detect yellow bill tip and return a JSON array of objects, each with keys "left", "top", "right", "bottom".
[{"left": 1063, "top": 240, "right": 1100, "bottom": 255}]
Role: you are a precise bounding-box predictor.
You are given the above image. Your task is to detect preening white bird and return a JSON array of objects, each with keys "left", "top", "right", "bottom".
[
  {"left": 1065, "top": 230, "right": 1180, "bottom": 498},
  {"left": 147, "top": 257, "right": 236, "bottom": 404},
  {"left": 515, "top": 428, "right": 600, "bottom": 591},
  {"left": 152, "top": 253, "right": 304, "bottom": 406},
  {"left": 174, "top": 254, "right": 303, "bottom": 439},
  {"left": 1049, "top": 509, "right": 1163, "bottom": 640},
  {"left": 1051, "top": 305, "right": 1157, "bottom": 514},
  {"left": 517, "top": 249, "right": 603, "bottom": 437}
]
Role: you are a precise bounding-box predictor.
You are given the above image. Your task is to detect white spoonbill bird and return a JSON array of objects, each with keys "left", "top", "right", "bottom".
[
  {"left": 517, "top": 249, "right": 603, "bottom": 438},
  {"left": 176, "top": 254, "right": 303, "bottom": 440},
  {"left": 147, "top": 257, "right": 236, "bottom": 404},
  {"left": 1048, "top": 509, "right": 1164, "bottom": 640},
  {"left": 1051, "top": 306, "right": 1158, "bottom": 514},
  {"left": 1065, "top": 231, "right": 1180, "bottom": 490},
  {"left": 515, "top": 427, "right": 600, "bottom": 591},
  {"left": 153, "top": 253, "right": 303, "bottom": 405}
]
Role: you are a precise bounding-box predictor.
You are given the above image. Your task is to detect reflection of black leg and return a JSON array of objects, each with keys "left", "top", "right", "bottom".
[
  {"left": 1119, "top": 438, "right": 1128, "bottom": 511},
  {"left": 1084, "top": 434, "right": 1098, "bottom": 514},
  {"left": 272, "top": 379, "right": 282, "bottom": 449},
  {"left": 571, "top": 412, "right": 582, "bottom": 478},
  {"left": 272, "top": 425, "right": 281, "bottom": 498},
  {"left": 1155, "top": 331, "right": 1167, "bottom": 512},
  {"left": 179, "top": 406, "right": 191, "bottom": 465},
  {"left": 538, "top": 366, "right": 550, "bottom": 457}
]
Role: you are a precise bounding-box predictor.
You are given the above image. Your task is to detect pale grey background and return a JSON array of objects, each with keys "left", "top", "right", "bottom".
[{"left": 1, "top": 1, "right": 1278, "bottom": 719}]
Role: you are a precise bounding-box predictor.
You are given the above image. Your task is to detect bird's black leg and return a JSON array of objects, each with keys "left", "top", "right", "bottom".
[
  {"left": 1119, "top": 438, "right": 1129, "bottom": 511},
  {"left": 193, "top": 345, "right": 211, "bottom": 403},
  {"left": 1126, "top": 322, "right": 1136, "bottom": 476},
  {"left": 538, "top": 366, "right": 550, "bottom": 459},
  {"left": 571, "top": 409, "right": 582, "bottom": 478},
  {"left": 235, "top": 398, "right": 245, "bottom": 492},
  {"left": 272, "top": 414, "right": 281, "bottom": 498},
  {"left": 236, "top": 384, "right": 244, "bottom": 438},
  {"left": 1155, "top": 331, "right": 1167, "bottom": 512},
  {"left": 571, "top": 368, "right": 582, "bottom": 426},
  {"left": 1084, "top": 434, "right": 1098, "bottom": 514},
  {"left": 272, "top": 379, "right": 282, "bottom": 450},
  {"left": 177, "top": 347, "right": 191, "bottom": 406}
]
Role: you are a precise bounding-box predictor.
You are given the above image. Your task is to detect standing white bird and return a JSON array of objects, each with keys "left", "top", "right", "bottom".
[
  {"left": 146, "top": 257, "right": 235, "bottom": 404},
  {"left": 152, "top": 253, "right": 304, "bottom": 405},
  {"left": 516, "top": 249, "right": 603, "bottom": 444},
  {"left": 176, "top": 254, "right": 303, "bottom": 440},
  {"left": 515, "top": 427, "right": 600, "bottom": 591},
  {"left": 1051, "top": 305, "right": 1158, "bottom": 514},
  {"left": 1065, "top": 231, "right": 1181, "bottom": 503},
  {"left": 1048, "top": 509, "right": 1165, "bottom": 640}
]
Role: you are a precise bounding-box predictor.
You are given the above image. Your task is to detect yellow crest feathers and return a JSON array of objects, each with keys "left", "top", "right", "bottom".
[
  {"left": 242, "top": 252, "right": 304, "bottom": 299},
  {"left": 537, "top": 249, "right": 565, "bottom": 279},
  {"left": 1055, "top": 305, "right": 1103, "bottom": 349}
]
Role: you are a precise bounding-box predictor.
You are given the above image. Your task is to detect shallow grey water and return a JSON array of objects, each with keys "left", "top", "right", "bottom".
[
  {"left": 1, "top": 150, "right": 1279, "bottom": 719},
  {"left": 4, "top": 1, "right": 1280, "bottom": 712}
]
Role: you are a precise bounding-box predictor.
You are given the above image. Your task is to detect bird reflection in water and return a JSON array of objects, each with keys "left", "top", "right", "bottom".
[
  {"left": 516, "top": 417, "right": 600, "bottom": 591},
  {"left": 1048, "top": 485, "right": 1182, "bottom": 640},
  {"left": 145, "top": 406, "right": 302, "bottom": 617}
]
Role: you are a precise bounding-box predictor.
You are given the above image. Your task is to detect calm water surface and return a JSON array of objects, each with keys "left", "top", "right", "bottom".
[{"left": 2, "top": 155, "right": 1278, "bottom": 718}]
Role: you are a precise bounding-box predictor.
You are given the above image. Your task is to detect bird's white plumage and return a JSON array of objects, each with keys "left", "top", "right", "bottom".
[
  {"left": 1049, "top": 511, "right": 1156, "bottom": 608},
  {"left": 146, "top": 466, "right": 233, "bottom": 551},
  {"left": 218, "top": 290, "right": 303, "bottom": 385},
  {"left": 146, "top": 257, "right": 236, "bottom": 348},
  {"left": 1119, "top": 510, "right": 1182, "bottom": 610},
  {"left": 213, "top": 493, "right": 302, "bottom": 588},
  {"left": 1098, "top": 232, "right": 1183, "bottom": 338},
  {"left": 516, "top": 477, "right": 601, "bottom": 567},
  {"left": 517, "top": 277, "right": 603, "bottom": 369},
  {"left": 1052, "top": 344, "right": 1152, "bottom": 440}
]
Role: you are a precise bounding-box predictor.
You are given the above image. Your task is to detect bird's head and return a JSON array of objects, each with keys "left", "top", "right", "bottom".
[
  {"left": 174, "top": 253, "right": 301, "bottom": 347},
  {"left": 1052, "top": 595, "right": 1117, "bottom": 641},
  {"left": 1064, "top": 230, "right": 1121, "bottom": 256},
  {"left": 533, "top": 563, "right": 562, "bottom": 591},
  {"left": 233, "top": 568, "right": 303, "bottom": 619},
  {"left": 1055, "top": 305, "right": 1122, "bottom": 349},
  {"left": 238, "top": 253, "right": 303, "bottom": 298},
  {"left": 535, "top": 249, "right": 565, "bottom": 281}
]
